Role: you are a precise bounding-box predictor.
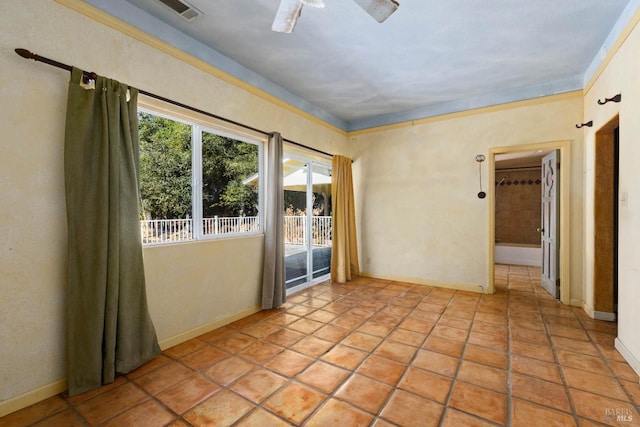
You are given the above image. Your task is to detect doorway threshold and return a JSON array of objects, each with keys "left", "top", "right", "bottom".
[{"left": 286, "top": 274, "right": 331, "bottom": 297}]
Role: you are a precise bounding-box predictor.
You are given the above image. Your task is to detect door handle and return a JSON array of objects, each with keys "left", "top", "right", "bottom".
[{"left": 537, "top": 228, "right": 544, "bottom": 233}]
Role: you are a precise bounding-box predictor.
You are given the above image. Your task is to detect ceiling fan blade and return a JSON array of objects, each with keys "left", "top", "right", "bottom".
[
  {"left": 272, "top": 0, "right": 304, "bottom": 33},
  {"left": 301, "top": 0, "right": 325, "bottom": 7},
  {"left": 351, "top": 0, "right": 399, "bottom": 23}
]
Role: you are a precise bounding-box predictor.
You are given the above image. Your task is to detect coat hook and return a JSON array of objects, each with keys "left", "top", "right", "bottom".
[
  {"left": 597, "top": 94, "right": 621, "bottom": 105},
  {"left": 575, "top": 120, "right": 593, "bottom": 129}
]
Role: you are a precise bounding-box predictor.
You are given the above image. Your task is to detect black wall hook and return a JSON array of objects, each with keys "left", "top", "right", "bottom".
[
  {"left": 575, "top": 121, "right": 593, "bottom": 129},
  {"left": 597, "top": 94, "right": 621, "bottom": 105},
  {"left": 476, "top": 154, "right": 486, "bottom": 199}
]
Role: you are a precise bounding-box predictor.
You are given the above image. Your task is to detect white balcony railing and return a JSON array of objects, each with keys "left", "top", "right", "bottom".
[
  {"left": 202, "top": 216, "right": 261, "bottom": 235},
  {"left": 141, "top": 215, "right": 331, "bottom": 246},
  {"left": 284, "top": 216, "right": 332, "bottom": 247},
  {"left": 140, "top": 218, "right": 193, "bottom": 244}
]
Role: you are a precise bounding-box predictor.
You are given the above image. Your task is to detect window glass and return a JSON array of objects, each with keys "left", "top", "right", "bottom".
[
  {"left": 138, "top": 111, "right": 262, "bottom": 245},
  {"left": 139, "top": 112, "right": 193, "bottom": 244},
  {"left": 201, "top": 130, "right": 260, "bottom": 236}
]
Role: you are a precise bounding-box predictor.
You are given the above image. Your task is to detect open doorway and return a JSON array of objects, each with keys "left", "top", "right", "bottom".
[
  {"left": 488, "top": 141, "right": 572, "bottom": 304},
  {"left": 283, "top": 155, "right": 333, "bottom": 295},
  {"left": 593, "top": 116, "right": 619, "bottom": 321},
  {"left": 493, "top": 151, "right": 547, "bottom": 269}
]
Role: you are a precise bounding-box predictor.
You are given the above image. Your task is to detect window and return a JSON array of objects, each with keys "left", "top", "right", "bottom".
[{"left": 139, "top": 110, "right": 262, "bottom": 245}]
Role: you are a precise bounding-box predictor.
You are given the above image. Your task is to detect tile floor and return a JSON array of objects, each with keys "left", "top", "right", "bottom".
[{"left": 2, "top": 265, "right": 639, "bottom": 426}]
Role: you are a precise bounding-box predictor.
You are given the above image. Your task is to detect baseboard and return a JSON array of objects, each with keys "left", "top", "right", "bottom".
[
  {"left": 569, "top": 299, "right": 583, "bottom": 308},
  {"left": 359, "top": 272, "right": 486, "bottom": 294},
  {"left": 494, "top": 245, "right": 542, "bottom": 267},
  {"left": 594, "top": 310, "right": 617, "bottom": 322},
  {"left": 615, "top": 338, "right": 640, "bottom": 378},
  {"left": 159, "top": 305, "right": 262, "bottom": 350},
  {"left": 0, "top": 305, "right": 262, "bottom": 418},
  {"left": 0, "top": 379, "right": 67, "bottom": 418},
  {"left": 582, "top": 302, "right": 595, "bottom": 319}
]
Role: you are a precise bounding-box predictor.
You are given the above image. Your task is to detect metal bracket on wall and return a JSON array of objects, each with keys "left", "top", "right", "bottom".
[{"left": 597, "top": 94, "right": 621, "bottom": 105}]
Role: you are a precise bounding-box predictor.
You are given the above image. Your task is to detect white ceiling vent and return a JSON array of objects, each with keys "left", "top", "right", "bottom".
[{"left": 156, "top": 0, "right": 201, "bottom": 21}]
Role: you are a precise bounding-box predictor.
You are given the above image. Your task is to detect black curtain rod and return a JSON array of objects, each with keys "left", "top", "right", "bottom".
[{"left": 15, "top": 48, "right": 334, "bottom": 159}]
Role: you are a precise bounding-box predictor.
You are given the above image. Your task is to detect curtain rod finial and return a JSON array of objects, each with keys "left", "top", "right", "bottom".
[{"left": 15, "top": 48, "right": 36, "bottom": 60}]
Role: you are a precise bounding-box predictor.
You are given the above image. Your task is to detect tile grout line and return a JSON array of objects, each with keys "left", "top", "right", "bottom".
[
  {"left": 505, "top": 264, "right": 514, "bottom": 427},
  {"left": 8, "top": 270, "right": 638, "bottom": 426},
  {"left": 356, "top": 285, "right": 436, "bottom": 425},
  {"left": 232, "top": 279, "right": 426, "bottom": 425},
  {"left": 570, "top": 300, "right": 640, "bottom": 415},
  {"left": 304, "top": 281, "right": 433, "bottom": 425},
  {"left": 438, "top": 289, "right": 496, "bottom": 427},
  {"left": 319, "top": 281, "right": 443, "bottom": 425},
  {"left": 533, "top": 264, "right": 583, "bottom": 426}
]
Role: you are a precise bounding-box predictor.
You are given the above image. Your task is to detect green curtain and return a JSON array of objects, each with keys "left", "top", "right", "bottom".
[
  {"left": 64, "top": 67, "right": 160, "bottom": 396},
  {"left": 261, "top": 132, "right": 285, "bottom": 309}
]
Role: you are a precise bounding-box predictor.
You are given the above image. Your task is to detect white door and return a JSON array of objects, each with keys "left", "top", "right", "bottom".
[{"left": 541, "top": 151, "right": 560, "bottom": 298}]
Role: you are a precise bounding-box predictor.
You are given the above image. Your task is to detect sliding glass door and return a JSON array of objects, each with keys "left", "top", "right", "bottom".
[{"left": 284, "top": 156, "right": 332, "bottom": 291}]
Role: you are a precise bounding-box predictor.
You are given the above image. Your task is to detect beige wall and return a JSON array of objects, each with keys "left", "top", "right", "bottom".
[
  {"left": 583, "top": 11, "right": 640, "bottom": 374},
  {"left": 349, "top": 94, "right": 584, "bottom": 298},
  {"left": 0, "top": 0, "right": 346, "bottom": 413},
  {"left": 2, "top": 0, "right": 639, "bottom": 416}
]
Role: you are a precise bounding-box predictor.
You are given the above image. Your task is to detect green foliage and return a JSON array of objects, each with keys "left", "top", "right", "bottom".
[
  {"left": 139, "top": 113, "right": 192, "bottom": 219},
  {"left": 202, "top": 131, "right": 258, "bottom": 217},
  {"left": 138, "top": 112, "right": 259, "bottom": 220}
]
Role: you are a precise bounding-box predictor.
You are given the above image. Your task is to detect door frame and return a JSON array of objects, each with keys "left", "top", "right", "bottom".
[
  {"left": 283, "top": 153, "right": 333, "bottom": 296},
  {"left": 487, "top": 140, "right": 572, "bottom": 305},
  {"left": 593, "top": 115, "right": 619, "bottom": 320}
]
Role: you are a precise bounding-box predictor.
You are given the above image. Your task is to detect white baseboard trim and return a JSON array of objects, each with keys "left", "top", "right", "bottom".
[
  {"left": 581, "top": 303, "right": 616, "bottom": 321},
  {"left": 594, "top": 310, "right": 616, "bottom": 322},
  {"left": 615, "top": 338, "right": 640, "bottom": 378},
  {"left": 0, "top": 305, "right": 262, "bottom": 418},
  {"left": 582, "top": 303, "right": 595, "bottom": 319},
  {"left": 0, "top": 379, "right": 67, "bottom": 418},
  {"left": 359, "top": 272, "right": 486, "bottom": 294},
  {"left": 569, "top": 299, "right": 583, "bottom": 308},
  {"left": 494, "top": 245, "right": 542, "bottom": 267},
  {"left": 159, "top": 304, "right": 262, "bottom": 350}
]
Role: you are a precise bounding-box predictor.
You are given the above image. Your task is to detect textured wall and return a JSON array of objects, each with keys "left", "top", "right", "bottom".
[
  {"left": 350, "top": 94, "right": 584, "bottom": 294},
  {"left": 583, "top": 10, "right": 640, "bottom": 374},
  {"left": 0, "top": 0, "right": 346, "bottom": 411},
  {"left": 494, "top": 168, "right": 542, "bottom": 245}
]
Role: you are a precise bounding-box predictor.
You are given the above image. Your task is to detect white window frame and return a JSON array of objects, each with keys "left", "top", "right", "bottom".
[
  {"left": 195, "top": 124, "right": 264, "bottom": 241},
  {"left": 138, "top": 103, "right": 264, "bottom": 245}
]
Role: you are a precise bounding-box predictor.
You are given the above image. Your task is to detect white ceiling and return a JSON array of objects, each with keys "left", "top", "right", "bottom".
[{"left": 83, "top": 0, "right": 635, "bottom": 131}]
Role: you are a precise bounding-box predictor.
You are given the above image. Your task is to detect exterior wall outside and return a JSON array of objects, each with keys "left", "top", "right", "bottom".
[
  {"left": 349, "top": 95, "right": 584, "bottom": 298},
  {"left": 583, "top": 10, "right": 640, "bottom": 375},
  {"left": 0, "top": 0, "right": 346, "bottom": 412},
  {"left": 495, "top": 168, "right": 542, "bottom": 246}
]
